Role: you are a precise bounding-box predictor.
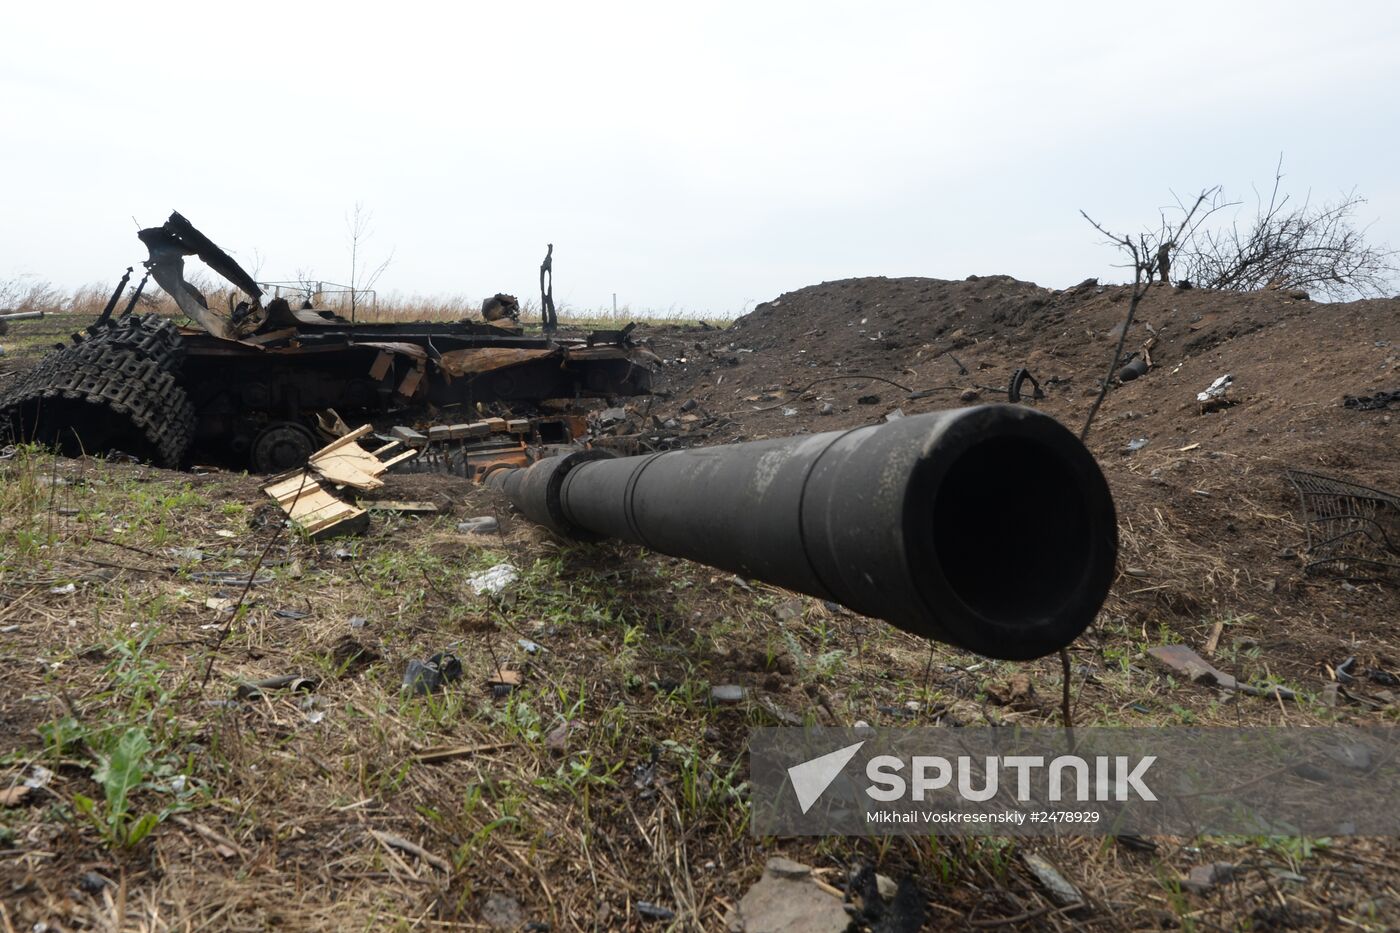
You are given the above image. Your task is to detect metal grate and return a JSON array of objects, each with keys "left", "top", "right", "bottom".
[{"left": 1285, "top": 470, "right": 1400, "bottom": 579}]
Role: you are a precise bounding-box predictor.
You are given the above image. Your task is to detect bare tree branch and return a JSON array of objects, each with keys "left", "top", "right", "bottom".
[{"left": 1174, "top": 159, "right": 1398, "bottom": 299}]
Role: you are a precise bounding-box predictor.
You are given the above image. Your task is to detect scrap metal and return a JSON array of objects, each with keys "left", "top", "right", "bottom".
[
  {"left": 2, "top": 213, "right": 654, "bottom": 471},
  {"left": 1286, "top": 469, "right": 1400, "bottom": 579}
]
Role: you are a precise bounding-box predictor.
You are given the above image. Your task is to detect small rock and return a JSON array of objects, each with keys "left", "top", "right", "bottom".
[
  {"left": 1124, "top": 437, "right": 1149, "bottom": 452},
  {"left": 546, "top": 720, "right": 581, "bottom": 755},
  {"left": 1276, "top": 547, "right": 1298, "bottom": 561},
  {"left": 959, "top": 388, "right": 980, "bottom": 402},
  {"left": 781, "top": 407, "right": 798, "bottom": 417},
  {"left": 765, "top": 857, "right": 811, "bottom": 879},
  {"left": 1183, "top": 862, "right": 1235, "bottom": 894},
  {"left": 710, "top": 684, "right": 746, "bottom": 705},
  {"left": 817, "top": 402, "right": 834, "bottom": 416},
  {"left": 856, "top": 395, "right": 880, "bottom": 405},
  {"left": 481, "top": 893, "right": 525, "bottom": 930},
  {"left": 876, "top": 874, "right": 897, "bottom": 900},
  {"left": 458, "top": 516, "right": 500, "bottom": 535},
  {"left": 726, "top": 858, "right": 849, "bottom": 933},
  {"left": 76, "top": 871, "right": 111, "bottom": 895}
]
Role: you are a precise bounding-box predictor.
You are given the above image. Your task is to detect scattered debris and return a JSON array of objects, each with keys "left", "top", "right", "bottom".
[
  {"left": 710, "top": 684, "right": 747, "bottom": 705},
  {"left": 469, "top": 563, "right": 519, "bottom": 595},
  {"left": 190, "top": 571, "right": 274, "bottom": 586},
  {"left": 1183, "top": 862, "right": 1237, "bottom": 894},
  {"left": 1118, "top": 357, "right": 1149, "bottom": 382},
  {"left": 1124, "top": 437, "right": 1149, "bottom": 453},
  {"left": 636, "top": 902, "right": 676, "bottom": 922},
  {"left": 368, "top": 829, "right": 450, "bottom": 872},
  {"left": 1146, "top": 644, "right": 1296, "bottom": 699},
  {"left": 260, "top": 425, "right": 417, "bottom": 538},
  {"left": 1342, "top": 389, "right": 1400, "bottom": 411},
  {"left": 458, "top": 516, "right": 500, "bottom": 535},
  {"left": 1197, "top": 374, "right": 1234, "bottom": 411},
  {"left": 488, "top": 668, "right": 523, "bottom": 697},
  {"left": 1286, "top": 470, "right": 1400, "bottom": 580},
  {"left": 0, "top": 785, "right": 32, "bottom": 807},
  {"left": 402, "top": 652, "right": 464, "bottom": 695},
  {"left": 725, "top": 857, "right": 850, "bottom": 933},
  {"left": 985, "top": 672, "right": 1035, "bottom": 709},
  {"left": 49, "top": 583, "right": 76, "bottom": 595},
  {"left": 1022, "top": 852, "right": 1083, "bottom": 907},
  {"left": 361, "top": 500, "right": 438, "bottom": 513},
  {"left": 1008, "top": 367, "right": 1045, "bottom": 403},
  {"left": 235, "top": 674, "right": 317, "bottom": 701}
]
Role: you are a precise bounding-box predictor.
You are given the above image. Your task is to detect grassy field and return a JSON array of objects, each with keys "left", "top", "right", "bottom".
[{"left": 0, "top": 440, "right": 1394, "bottom": 931}]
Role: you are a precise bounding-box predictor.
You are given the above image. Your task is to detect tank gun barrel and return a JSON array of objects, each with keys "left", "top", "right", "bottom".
[{"left": 489, "top": 405, "right": 1117, "bottom": 661}]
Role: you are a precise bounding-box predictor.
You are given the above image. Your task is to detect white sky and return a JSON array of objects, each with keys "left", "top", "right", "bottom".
[{"left": 3, "top": 1, "right": 1398, "bottom": 315}]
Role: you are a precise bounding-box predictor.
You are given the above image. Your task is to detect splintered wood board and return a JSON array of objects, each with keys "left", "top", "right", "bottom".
[
  {"left": 263, "top": 472, "right": 365, "bottom": 536},
  {"left": 306, "top": 425, "right": 415, "bottom": 490}
]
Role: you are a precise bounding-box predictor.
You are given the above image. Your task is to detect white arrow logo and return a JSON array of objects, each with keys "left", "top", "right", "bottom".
[{"left": 787, "top": 741, "right": 865, "bottom": 813}]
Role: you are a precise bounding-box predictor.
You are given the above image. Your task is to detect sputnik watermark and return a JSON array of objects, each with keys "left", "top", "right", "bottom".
[
  {"left": 752, "top": 727, "right": 1400, "bottom": 837},
  {"left": 787, "top": 743, "right": 1156, "bottom": 814}
]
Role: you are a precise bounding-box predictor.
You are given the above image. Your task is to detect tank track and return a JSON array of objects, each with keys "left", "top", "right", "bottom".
[{"left": 0, "top": 314, "right": 195, "bottom": 466}]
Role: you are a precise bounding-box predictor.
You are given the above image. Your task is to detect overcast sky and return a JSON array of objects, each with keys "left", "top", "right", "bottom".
[{"left": 3, "top": 1, "right": 1398, "bottom": 316}]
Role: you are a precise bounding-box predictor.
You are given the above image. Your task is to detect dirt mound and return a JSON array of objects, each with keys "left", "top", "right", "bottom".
[{"left": 641, "top": 276, "right": 1400, "bottom": 680}]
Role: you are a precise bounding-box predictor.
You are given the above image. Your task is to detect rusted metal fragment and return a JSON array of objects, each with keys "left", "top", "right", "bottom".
[
  {"left": 438, "top": 346, "right": 557, "bottom": 377},
  {"left": 1146, "top": 644, "right": 1296, "bottom": 699}
]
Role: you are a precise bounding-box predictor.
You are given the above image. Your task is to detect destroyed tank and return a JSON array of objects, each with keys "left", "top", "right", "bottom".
[{"left": 0, "top": 213, "right": 653, "bottom": 471}]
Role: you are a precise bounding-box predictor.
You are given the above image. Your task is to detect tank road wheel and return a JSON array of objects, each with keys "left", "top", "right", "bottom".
[{"left": 250, "top": 422, "right": 318, "bottom": 473}]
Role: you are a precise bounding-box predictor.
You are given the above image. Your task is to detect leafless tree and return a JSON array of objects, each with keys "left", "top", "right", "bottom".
[
  {"left": 347, "top": 202, "right": 393, "bottom": 320},
  {"left": 1078, "top": 189, "right": 1217, "bottom": 441},
  {"left": 1174, "top": 158, "right": 1398, "bottom": 299}
]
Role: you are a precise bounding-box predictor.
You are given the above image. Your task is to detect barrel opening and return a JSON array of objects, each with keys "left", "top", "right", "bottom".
[{"left": 929, "top": 434, "right": 1092, "bottom": 623}]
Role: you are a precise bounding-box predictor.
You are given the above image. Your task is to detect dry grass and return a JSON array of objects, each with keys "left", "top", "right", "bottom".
[{"left": 1, "top": 280, "right": 733, "bottom": 331}]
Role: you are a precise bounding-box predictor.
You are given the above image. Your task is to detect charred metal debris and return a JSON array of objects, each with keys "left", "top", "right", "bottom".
[
  {"left": 0, "top": 213, "right": 655, "bottom": 471},
  {"left": 1286, "top": 469, "right": 1400, "bottom": 581}
]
